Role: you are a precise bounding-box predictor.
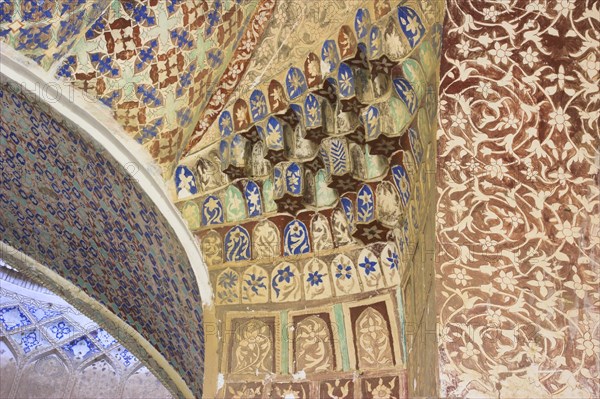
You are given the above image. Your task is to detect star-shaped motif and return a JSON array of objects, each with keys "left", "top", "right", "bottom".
[
  {"left": 304, "top": 156, "right": 324, "bottom": 173},
  {"left": 275, "top": 194, "right": 305, "bottom": 215},
  {"left": 223, "top": 165, "right": 246, "bottom": 181},
  {"left": 305, "top": 126, "right": 328, "bottom": 144},
  {"left": 329, "top": 174, "right": 362, "bottom": 195},
  {"left": 346, "top": 125, "right": 366, "bottom": 145},
  {"left": 264, "top": 149, "right": 287, "bottom": 165},
  {"left": 240, "top": 125, "right": 261, "bottom": 144},
  {"left": 353, "top": 221, "right": 389, "bottom": 244},
  {"left": 367, "top": 136, "right": 401, "bottom": 157},
  {"left": 370, "top": 55, "right": 397, "bottom": 76},
  {"left": 340, "top": 96, "right": 365, "bottom": 114}
]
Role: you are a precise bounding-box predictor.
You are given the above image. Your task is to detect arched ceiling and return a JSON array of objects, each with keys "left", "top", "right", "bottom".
[{"left": 0, "top": 63, "right": 207, "bottom": 396}]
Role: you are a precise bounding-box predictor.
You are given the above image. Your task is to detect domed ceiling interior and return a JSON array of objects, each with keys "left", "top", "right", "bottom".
[
  {"left": 1, "top": 0, "right": 599, "bottom": 398},
  {"left": 0, "top": 261, "right": 172, "bottom": 399}
]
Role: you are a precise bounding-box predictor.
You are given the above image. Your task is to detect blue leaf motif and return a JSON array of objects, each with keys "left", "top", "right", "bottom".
[
  {"left": 202, "top": 195, "right": 223, "bottom": 225},
  {"left": 284, "top": 220, "right": 310, "bottom": 256},
  {"left": 391, "top": 165, "right": 411, "bottom": 207},
  {"left": 244, "top": 181, "right": 262, "bottom": 217},
  {"left": 357, "top": 185, "right": 374, "bottom": 222},
  {"left": 224, "top": 226, "right": 250, "bottom": 262}
]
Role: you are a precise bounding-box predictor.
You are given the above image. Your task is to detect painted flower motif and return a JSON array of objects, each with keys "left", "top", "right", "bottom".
[
  {"left": 485, "top": 309, "right": 506, "bottom": 327},
  {"left": 489, "top": 42, "right": 513, "bottom": 65},
  {"left": 459, "top": 342, "right": 480, "bottom": 359},
  {"left": 456, "top": 39, "right": 471, "bottom": 57},
  {"left": 359, "top": 256, "right": 377, "bottom": 276},
  {"left": 525, "top": 2, "right": 546, "bottom": 13},
  {"left": 495, "top": 270, "right": 518, "bottom": 291},
  {"left": 306, "top": 271, "right": 324, "bottom": 286},
  {"left": 450, "top": 112, "right": 467, "bottom": 129},
  {"left": 335, "top": 263, "right": 352, "bottom": 280},
  {"left": 554, "top": 0, "right": 576, "bottom": 17},
  {"left": 501, "top": 114, "right": 519, "bottom": 129},
  {"left": 369, "top": 378, "right": 393, "bottom": 398},
  {"left": 527, "top": 271, "right": 554, "bottom": 297},
  {"left": 245, "top": 273, "right": 266, "bottom": 294},
  {"left": 564, "top": 273, "right": 592, "bottom": 299},
  {"left": 449, "top": 268, "right": 471, "bottom": 286},
  {"left": 548, "top": 166, "right": 572, "bottom": 185},
  {"left": 386, "top": 251, "right": 399, "bottom": 270},
  {"left": 524, "top": 341, "right": 543, "bottom": 361},
  {"left": 580, "top": 52, "right": 599, "bottom": 79},
  {"left": 480, "top": 235, "right": 498, "bottom": 252},
  {"left": 485, "top": 159, "right": 508, "bottom": 180},
  {"left": 576, "top": 331, "right": 600, "bottom": 357},
  {"left": 477, "top": 81, "right": 492, "bottom": 98},
  {"left": 483, "top": 6, "right": 499, "bottom": 21},
  {"left": 219, "top": 271, "right": 238, "bottom": 289},
  {"left": 505, "top": 211, "right": 524, "bottom": 228},
  {"left": 520, "top": 47, "right": 539, "bottom": 68},
  {"left": 548, "top": 107, "right": 571, "bottom": 132},
  {"left": 276, "top": 265, "right": 294, "bottom": 284},
  {"left": 554, "top": 220, "right": 581, "bottom": 244}
]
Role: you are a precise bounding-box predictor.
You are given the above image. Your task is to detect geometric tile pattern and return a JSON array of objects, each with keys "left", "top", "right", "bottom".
[
  {"left": 54, "top": 0, "right": 272, "bottom": 174},
  {"left": 436, "top": 1, "right": 600, "bottom": 397},
  {"left": 0, "top": 268, "right": 172, "bottom": 397},
  {"left": 0, "top": 0, "right": 109, "bottom": 69},
  {"left": 0, "top": 83, "right": 204, "bottom": 396}
]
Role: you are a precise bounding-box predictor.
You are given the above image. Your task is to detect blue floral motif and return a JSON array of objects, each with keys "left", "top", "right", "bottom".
[
  {"left": 112, "top": 346, "right": 137, "bottom": 367},
  {"left": 340, "top": 197, "right": 355, "bottom": 227},
  {"left": 393, "top": 78, "right": 418, "bottom": 114},
  {"left": 91, "top": 328, "right": 117, "bottom": 348},
  {"left": 284, "top": 220, "right": 310, "bottom": 256},
  {"left": 338, "top": 63, "right": 355, "bottom": 98},
  {"left": 245, "top": 273, "right": 266, "bottom": 294},
  {"left": 307, "top": 271, "right": 324, "bottom": 286},
  {"left": 62, "top": 336, "right": 99, "bottom": 360},
  {"left": 387, "top": 251, "right": 399, "bottom": 270},
  {"left": 250, "top": 90, "right": 268, "bottom": 121},
  {"left": 224, "top": 226, "right": 251, "bottom": 262},
  {"left": 286, "top": 163, "right": 302, "bottom": 195},
  {"left": 286, "top": 67, "right": 308, "bottom": 100},
  {"left": 174, "top": 166, "right": 198, "bottom": 198},
  {"left": 359, "top": 256, "right": 377, "bottom": 276},
  {"left": 15, "top": 329, "right": 47, "bottom": 354},
  {"left": 391, "top": 165, "right": 411, "bottom": 207},
  {"left": 397, "top": 6, "right": 426, "bottom": 48},
  {"left": 354, "top": 8, "right": 370, "bottom": 39},
  {"left": 0, "top": 306, "right": 32, "bottom": 331},
  {"left": 304, "top": 94, "right": 322, "bottom": 128},
  {"left": 219, "top": 111, "right": 234, "bottom": 137},
  {"left": 202, "top": 195, "right": 223, "bottom": 225},
  {"left": 321, "top": 40, "right": 340, "bottom": 73},
  {"left": 335, "top": 263, "right": 352, "bottom": 280},
  {"left": 369, "top": 26, "right": 382, "bottom": 57},
  {"left": 244, "top": 181, "right": 262, "bottom": 217},
  {"left": 89, "top": 53, "right": 119, "bottom": 77},
  {"left": 27, "top": 305, "right": 60, "bottom": 322},
  {"left": 272, "top": 265, "right": 295, "bottom": 297},
  {"left": 218, "top": 270, "right": 238, "bottom": 289},
  {"left": 49, "top": 320, "right": 75, "bottom": 340},
  {"left": 357, "top": 185, "right": 374, "bottom": 222}
]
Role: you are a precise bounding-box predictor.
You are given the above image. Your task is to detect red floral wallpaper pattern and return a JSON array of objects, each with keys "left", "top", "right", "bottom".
[{"left": 437, "top": 0, "right": 599, "bottom": 397}]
